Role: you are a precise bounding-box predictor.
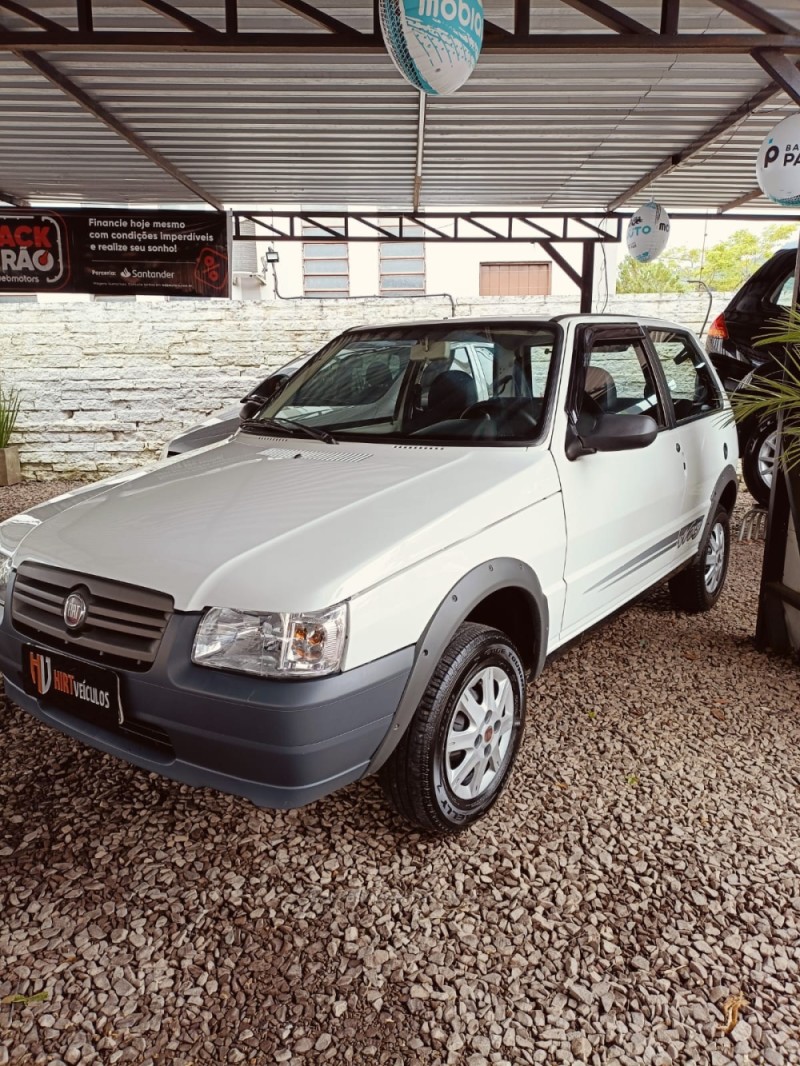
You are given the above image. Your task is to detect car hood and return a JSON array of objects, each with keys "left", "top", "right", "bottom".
[{"left": 11, "top": 434, "right": 558, "bottom": 612}]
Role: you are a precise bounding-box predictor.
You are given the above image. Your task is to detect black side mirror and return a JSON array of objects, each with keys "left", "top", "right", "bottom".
[{"left": 566, "top": 412, "right": 658, "bottom": 460}]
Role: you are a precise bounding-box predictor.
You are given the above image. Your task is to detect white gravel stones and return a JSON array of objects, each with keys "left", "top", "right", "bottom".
[{"left": 1, "top": 484, "right": 800, "bottom": 1064}]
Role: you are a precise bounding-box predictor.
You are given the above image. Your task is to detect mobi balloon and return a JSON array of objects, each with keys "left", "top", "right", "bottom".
[
  {"left": 626, "top": 202, "right": 671, "bottom": 263},
  {"left": 379, "top": 0, "right": 483, "bottom": 96},
  {"left": 757, "top": 112, "right": 800, "bottom": 206}
]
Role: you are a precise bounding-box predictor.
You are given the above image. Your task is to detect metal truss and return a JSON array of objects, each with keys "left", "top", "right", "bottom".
[
  {"left": 0, "top": 0, "right": 798, "bottom": 52},
  {"left": 233, "top": 212, "right": 625, "bottom": 244}
]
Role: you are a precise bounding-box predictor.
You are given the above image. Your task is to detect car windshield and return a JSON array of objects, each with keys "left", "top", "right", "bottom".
[{"left": 245, "top": 322, "right": 560, "bottom": 444}]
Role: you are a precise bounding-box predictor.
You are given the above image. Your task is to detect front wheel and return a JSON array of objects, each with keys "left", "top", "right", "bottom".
[
  {"left": 379, "top": 623, "right": 527, "bottom": 834},
  {"left": 668, "top": 506, "right": 731, "bottom": 613},
  {"left": 742, "top": 420, "right": 777, "bottom": 507}
]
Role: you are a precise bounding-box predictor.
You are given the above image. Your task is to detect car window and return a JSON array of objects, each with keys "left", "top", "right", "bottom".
[
  {"left": 254, "top": 323, "right": 561, "bottom": 444},
  {"left": 577, "top": 336, "right": 667, "bottom": 427},
  {"left": 774, "top": 273, "right": 795, "bottom": 308},
  {"left": 648, "top": 328, "right": 723, "bottom": 423}
]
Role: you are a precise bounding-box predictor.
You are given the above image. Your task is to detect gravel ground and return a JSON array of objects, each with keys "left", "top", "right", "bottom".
[{"left": 1, "top": 480, "right": 799, "bottom": 1066}]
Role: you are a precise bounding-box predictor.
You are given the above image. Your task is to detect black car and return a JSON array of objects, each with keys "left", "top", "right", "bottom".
[{"left": 706, "top": 244, "right": 797, "bottom": 506}]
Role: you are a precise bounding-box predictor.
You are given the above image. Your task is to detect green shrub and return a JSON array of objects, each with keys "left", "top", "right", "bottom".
[{"left": 0, "top": 383, "right": 21, "bottom": 449}]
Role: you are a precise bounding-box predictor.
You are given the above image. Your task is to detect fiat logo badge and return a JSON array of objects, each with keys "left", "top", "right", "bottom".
[{"left": 63, "top": 592, "right": 87, "bottom": 630}]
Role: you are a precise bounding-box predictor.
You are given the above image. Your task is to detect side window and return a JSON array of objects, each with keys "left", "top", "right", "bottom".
[
  {"left": 577, "top": 336, "right": 667, "bottom": 427},
  {"left": 774, "top": 273, "right": 795, "bottom": 308},
  {"left": 648, "top": 328, "right": 723, "bottom": 423}
]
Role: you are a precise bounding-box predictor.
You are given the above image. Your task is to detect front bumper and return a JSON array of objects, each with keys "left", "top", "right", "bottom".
[{"left": 0, "top": 595, "right": 413, "bottom": 808}]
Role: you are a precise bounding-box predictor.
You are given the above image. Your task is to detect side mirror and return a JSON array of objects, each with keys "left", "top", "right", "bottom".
[{"left": 566, "top": 412, "right": 658, "bottom": 460}]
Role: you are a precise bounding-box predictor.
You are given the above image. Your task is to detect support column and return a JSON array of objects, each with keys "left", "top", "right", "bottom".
[{"left": 580, "top": 242, "right": 595, "bottom": 313}]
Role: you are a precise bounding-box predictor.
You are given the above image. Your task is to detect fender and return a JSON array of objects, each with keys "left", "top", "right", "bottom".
[
  {"left": 364, "top": 557, "right": 548, "bottom": 775},
  {"left": 696, "top": 464, "right": 738, "bottom": 555}
]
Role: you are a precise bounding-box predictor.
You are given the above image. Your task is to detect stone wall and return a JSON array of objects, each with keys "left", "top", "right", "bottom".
[{"left": 0, "top": 292, "right": 730, "bottom": 479}]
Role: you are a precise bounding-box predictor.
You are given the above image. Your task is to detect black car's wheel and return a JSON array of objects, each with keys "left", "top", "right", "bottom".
[
  {"left": 668, "top": 506, "right": 731, "bottom": 613},
  {"left": 379, "top": 623, "right": 526, "bottom": 834},
  {"left": 742, "top": 420, "right": 778, "bottom": 507}
]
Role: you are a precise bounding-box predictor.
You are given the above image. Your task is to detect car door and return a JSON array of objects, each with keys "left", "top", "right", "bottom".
[
  {"left": 552, "top": 323, "right": 687, "bottom": 640},
  {"left": 646, "top": 325, "right": 733, "bottom": 521}
]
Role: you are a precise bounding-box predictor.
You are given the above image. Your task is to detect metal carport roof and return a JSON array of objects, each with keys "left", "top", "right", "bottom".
[{"left": 0, "top": 0, "right": 799, "bottom": 214}]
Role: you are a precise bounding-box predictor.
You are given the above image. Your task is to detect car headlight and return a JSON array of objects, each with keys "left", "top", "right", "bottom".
[
  {"left": 0, "top": 514, "right": 40, "bottom": 556},
  {"left": 0, "top": 552, "right": 12, "bottom": 609},
  {"left": 192, "top": 603, "right": 348, "bottom": 679}
]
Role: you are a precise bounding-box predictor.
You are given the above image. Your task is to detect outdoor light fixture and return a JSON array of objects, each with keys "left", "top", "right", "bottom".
[{"left": 263, "top": 248, "right": 280, "bottom": 266}]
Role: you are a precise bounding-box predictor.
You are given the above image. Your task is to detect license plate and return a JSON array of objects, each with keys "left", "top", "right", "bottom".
[{"left": 22, "top": 644, "right": 123, "bottom": 725}]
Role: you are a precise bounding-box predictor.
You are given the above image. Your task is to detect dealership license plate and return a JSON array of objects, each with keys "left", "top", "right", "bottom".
[{"left": 22, "top": 644, "right": 123, "bottom": 725}]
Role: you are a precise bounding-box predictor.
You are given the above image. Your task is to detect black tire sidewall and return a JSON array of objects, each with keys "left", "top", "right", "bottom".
[{"left": 429, "top": 637, "right": 525, "bottom": 829}]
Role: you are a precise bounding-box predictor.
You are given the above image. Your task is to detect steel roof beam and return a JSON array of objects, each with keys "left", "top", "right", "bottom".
[
  {"left": 717, "top": 189, "right": 764, "bottom": 212},
  {"left": 707, "top": 0, "right": 798, "bottom": 36},
  {"left": 0, "top": 0, "right": 64, "bottom": 31},
  {"left": 514, "top": 0, "right": 530, "bottom": 36},
  {"left": 15, "top": 50, "right": 223, "bottom": 209},
  {"left": 607, "top": 70, "right": 792, "bottom": 210},
  {"left": 2, "top": 30, "right": 800, "bottom": 52},
  {"left": 75, "top": 0, "right": 92, "bottom": 32},
  {"left": 269, "top": 0, "right": 359, "bottom": 35},
  {"left": 137, "top": 0, "right": 220, "bottom": 35},
  {"left": 556, "top": 0, "right": 654, "bottom": 35},
  {"left": 753, "top": 48, "right": 800, "bottom": 105},
  {"left": 660, "top": 0, "right": 679, "bottom": 35},
  {"left": 0, "top": 187, "right": 27, "bottom": 206},
  {"left": 413, "top": 91, "right": 426, "bottom": 213}
]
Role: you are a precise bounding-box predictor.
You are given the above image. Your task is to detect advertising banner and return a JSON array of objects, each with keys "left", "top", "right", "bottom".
[{"left": 0, "top": 208, "right": 230, "bottom": 297}]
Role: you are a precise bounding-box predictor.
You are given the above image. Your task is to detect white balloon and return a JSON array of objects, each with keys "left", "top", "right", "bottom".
[
  {"left": 756, "top": 113, "right": 800, "bottom": 206},
  {"left": 379, "top": 0, "right": 483, "bottom": 96},
  {"left": 626, "top": 202, "right": 671, "bottom": 263}
]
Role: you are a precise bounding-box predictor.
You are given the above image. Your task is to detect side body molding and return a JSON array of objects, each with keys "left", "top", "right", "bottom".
[{"left": 364, "top": 558, "right": 549, "bottom": 775}]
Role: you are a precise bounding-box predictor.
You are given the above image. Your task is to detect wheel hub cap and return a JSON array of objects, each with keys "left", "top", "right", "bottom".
[
  {"left": 758, "top": 430, "right": 778, "bottom": 489},
  {"left": 444, "top": 665, "right": 515, "bottom": 801},
  {"left": 704, "top": 521, "right": 726, "bottom": 594}
]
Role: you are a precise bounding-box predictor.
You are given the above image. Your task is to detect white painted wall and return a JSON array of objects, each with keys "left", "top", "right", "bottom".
[
  {"left": 0, "top": 292, "right": 727, "bottom": 480},
  {"left": 263, "top": 237, "right": 617, "bottom": 301}
]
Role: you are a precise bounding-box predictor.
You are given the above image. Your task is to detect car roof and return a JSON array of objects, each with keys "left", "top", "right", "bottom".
[{"left": 341, "top": 314, "right": 693, "bottom": 333}]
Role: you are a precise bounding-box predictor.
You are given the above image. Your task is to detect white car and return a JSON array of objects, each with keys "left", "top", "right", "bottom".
[{"left": 0, "top": 316, "right": 737, "bottom": 832}]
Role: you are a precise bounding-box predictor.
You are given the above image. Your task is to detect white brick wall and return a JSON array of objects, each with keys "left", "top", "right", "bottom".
[{"left": 0, "top": 293, "right": 730, "bottom": 479}]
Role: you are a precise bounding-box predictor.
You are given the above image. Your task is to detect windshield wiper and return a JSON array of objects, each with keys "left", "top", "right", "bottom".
[{"left": 241, "top": 417, "right": 338, "bottom": 445}]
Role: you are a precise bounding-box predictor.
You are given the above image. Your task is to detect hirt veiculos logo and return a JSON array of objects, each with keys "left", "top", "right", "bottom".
[
  {"left": 0, "top": 212, "right": 69, "bottom": 289},
  {"left": 28, "top": 650, "right": 53, "bottom": 696}
]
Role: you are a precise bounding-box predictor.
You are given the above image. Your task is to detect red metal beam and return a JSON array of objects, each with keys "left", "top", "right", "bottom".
[
  {"left": 556, "top": 0, "right": 654, "bottom": 35},
  {"left": 0, "top": 0, "right": 64, "bottom": 31},
  {"left": 137, "top": 0, "right": 219, "bottom": 35},
  {"left": 753, "top": 48, "right": 800, "bottom": 105}
]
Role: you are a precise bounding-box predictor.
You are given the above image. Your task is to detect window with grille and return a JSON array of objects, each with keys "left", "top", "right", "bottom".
[
  {"left": 303, "top": 222, "right": 349, "bottom": 297},
  {"left": 479, "top": 262, "right": 551, "bottom": 297},
  {"left": 380, "top": 226, "right": 425, "bottom": 296}
]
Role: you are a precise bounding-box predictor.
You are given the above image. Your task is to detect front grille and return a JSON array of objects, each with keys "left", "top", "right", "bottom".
[{"left": 12, "top": 562, "right": 173, "bottom": 671}]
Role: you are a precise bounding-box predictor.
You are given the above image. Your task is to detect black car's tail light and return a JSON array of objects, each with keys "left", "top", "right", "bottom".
[{"left": 707, "top": 313, "right": 728, "bottom": 341}]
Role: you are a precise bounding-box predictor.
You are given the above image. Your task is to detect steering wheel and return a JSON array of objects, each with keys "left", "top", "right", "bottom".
[
  {"left": 461, "top": 398, "right": 539, "bottom": 435},
  {"left": 461, "top": 398, "right": 509, "bottom": 420}
]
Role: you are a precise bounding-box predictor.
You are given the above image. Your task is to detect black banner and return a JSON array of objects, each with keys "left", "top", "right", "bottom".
[{"left": 0, "top": 207, "right": 230, "bottom": 297}]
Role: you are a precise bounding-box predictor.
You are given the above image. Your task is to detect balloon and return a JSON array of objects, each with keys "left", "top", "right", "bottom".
[
  {"left": 626, "top": 202, "right": 671, "bottom": 263},
  {"left": 379, "top": 0, "right": 483, "bottom": 96},
  {"left": 756, "top": 112, "right": 800, "bottom": 206}
]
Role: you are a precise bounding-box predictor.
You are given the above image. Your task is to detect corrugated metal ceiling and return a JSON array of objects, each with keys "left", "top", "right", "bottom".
[{"left": 0, "top": 0, "right": 798, "bottom": 212}]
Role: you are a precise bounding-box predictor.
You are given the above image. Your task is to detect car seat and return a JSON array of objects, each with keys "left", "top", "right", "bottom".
[
  {"left": 425, "top": 370, "right": 479, "bottom": 422},
  {"left": 583, "top": 366, "right": 617, "bottom": 413}
]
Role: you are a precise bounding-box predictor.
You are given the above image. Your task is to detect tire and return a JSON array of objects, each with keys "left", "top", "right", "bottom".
[
  {"left": 742, "top": 420, "right": 778, "bottom": 507},
  {"left": 668, "top": 506, "right": 731, "bottom": 613},
  {"left": 378, "top": 622, "right": 527, "bottom": 834}
]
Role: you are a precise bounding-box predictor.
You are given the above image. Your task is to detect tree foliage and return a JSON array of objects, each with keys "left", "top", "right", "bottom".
[{"left": 617, "top": 223, "right": 796, "bottom": 295}]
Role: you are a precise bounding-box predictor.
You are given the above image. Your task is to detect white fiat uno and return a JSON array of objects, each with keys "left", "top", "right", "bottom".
[{"left": 0, "top": 316, "right": 737, "bottom": 832}]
